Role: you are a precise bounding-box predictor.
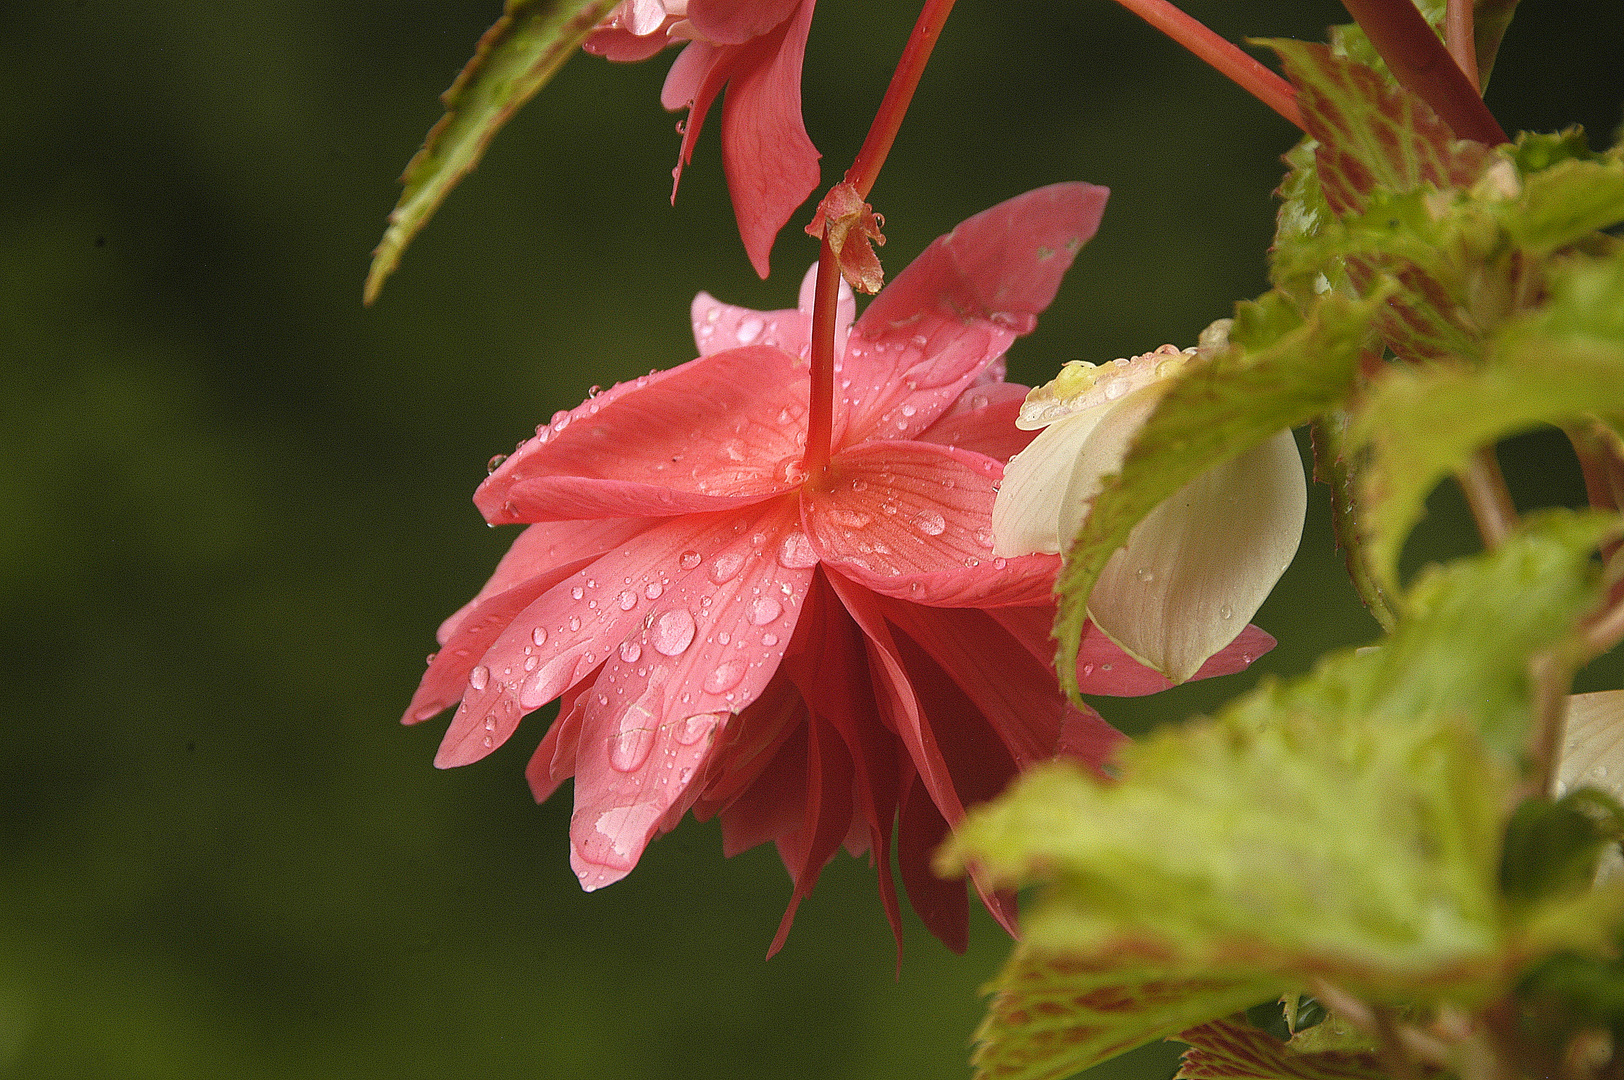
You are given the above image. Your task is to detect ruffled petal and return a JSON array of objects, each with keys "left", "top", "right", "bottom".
[
  {"left": 878, "top": 598, "right": 1125, "bottom": 772},
  {"left": 990, "top": 407, "right": 1111, "bottom": 557},
  {"left": 912, "top": 380, "right": 1036, "bottom": 462},
  {"left": 716, "top": 0, "right": 820, "bottom": 278},
  {"left": 434, "top": 500, "right": 804, "bottom": 768},
  {"left": 477, "top": 345, "right": 809, "bottom": 523},
  {"left": 564, "top": 498, "right": 816, "bottom": 889},
  {"left": 686, "top": 0, "right": 802, "bottom": 43},
  {"left": 584, "top": 25, "right": 676, "bottom": 62},
  {"left": 523, "top": 681, "right": 591, "bottom": 803},
  {"left": 841, "top": 183, "right": 1109, "bottom": 443},
  {"left": 806, "top": 440, "right": 1058, "bottom": 606},
  {"left": 1086, "top": 429, "right": 1306, "bottom": 683}
]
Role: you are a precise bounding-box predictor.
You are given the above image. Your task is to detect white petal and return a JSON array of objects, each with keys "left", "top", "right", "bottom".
[
  {"left": 1561, "top": 689, "right": 1624, "bottom": 882},
  {"left": 1087, "top": 429, "right": 1307, "bottom": 683},
  {"left": 991, "top": 408, "right": 1107, "bottom": 557}
]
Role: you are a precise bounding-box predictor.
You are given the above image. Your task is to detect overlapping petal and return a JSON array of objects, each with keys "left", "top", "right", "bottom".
[{"left": 477, "top": 345, "right": 809, "bottom": 523}]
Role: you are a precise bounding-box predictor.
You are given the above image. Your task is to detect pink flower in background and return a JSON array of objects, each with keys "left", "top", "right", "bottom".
[
  {"left": 403, "top": 184, "right": 1274, "bottom": 952},
  {"left": 584, "top": 0, "right": 820, "bottom": 278}
]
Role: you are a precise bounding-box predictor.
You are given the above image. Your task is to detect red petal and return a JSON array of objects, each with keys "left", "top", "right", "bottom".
[
  {"left": 877, "top": 598, "right": 1125, "bottom": 773},
  {"left": 911, "top": 381, "right": 1036, "bottom": 462},
  {"left": 689, "top": 292, "right": 808, "bottom": 359},
  {"left": 841, "top": 183, "right": 1108, "bottom": 443},
  {"left": 476, "top": 345, "right": 809, "bottom": 523},
  {"left": 584, "top": 25, "right": 674, "bottom": 62},
  {"left": 897, "top": 766, "right": 968, "bottom": 953},
  {"left": 716, "top": 0, "right": 820, "bottom": 278},
  {"left": 686, "top": 0, "right": 803, "bottom": 43},
  {"left": 988, "top": 608, "right": 1278, "bottom": 696},
  {"left": 766, "top": 716, "right": 854, "bottom": 958},
  {"left": 806, "top": 440, "right": 1058, "bottom": 606},
  {"left": 523, "top": 681, "right": 590, "bottom": 803}
]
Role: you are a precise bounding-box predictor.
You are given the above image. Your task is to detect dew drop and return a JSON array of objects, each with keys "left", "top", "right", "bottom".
[
  {"left": 617, "top": 589, "right": 638, "bottom": 611},
  {"left": 679, "top": 550, "right": 703, "bottom": 571},
  {"left": 424, "top": 652, "right": 438, "bottom": 666},
  {"left": 531, "top": 626, "right": 548, "bottom": 647},
  {"left": 850, "top": 478, "right": 868, "bottom": 492},
  {"left": 608, "top": 722, "right": 654, "bottom": 772},
  {"left": 524, "top": 655, "right": 539, "bottom": 671},
  {"left": 747, "top": 596, "right": 782, "bottom": 625},
  {"left": 650, "top": 609, "right": 697, "bottom": 656},
  {"left": 736, "top": 315, "right": 764, "bottom": 344},
  {"left": 900, "top": 404, "right": 917, "bottom": 418},
  {"left": 486, "top": 453, "right": 507, "bottom": 474},
  {"left": 777, "top": 531, "right": 818, "bottom": 568},
  {"left": 675, "top": 713, "right": 719, "bottom": 746},
  {"left": 1103, "top": 377, "right": 1128, "bottom": 401},
  {"left": 1219, "top": 604, "right": 1234, "bottom": 620},
  {"left": 1135, "top": 567, "right": 1155, "bottom": 583},
  {"left": 571, "top": 585, "right": 585, "bottom": 600},
  {"left": 915, "top": 510, "right": 946, "bottom": 536},
  {"left": 482, "top": 734, "right": 494, "bottom": 748},
  {"left": 774, "top": 457, "right": 810, "bottom": 485},
  {"left": 993, "top": 558, "right": 1007, "bottom": 570},
  {"left": 568, "top": 615, "right": 581, "bottom": 632},
  {"left": 1594, "top": 765, "right": 1611, "bottom": 780},
  {"left": 468, "top": 665, "right": 490, "bottom": 691},
  {"left": 760, "top": 632, "right": 779, "bottom": 647},
  {"left": 703, "top": 660, "right": 747, "bottom": 694},
  {"left": 644, "top": 581, "right": 664, "bottom": 600},
  {"left": 826, "top": 508, "right": 872, "bottom": 529},
  {"left": 708, "top": 551, "right": 745, "bottom": 584}
]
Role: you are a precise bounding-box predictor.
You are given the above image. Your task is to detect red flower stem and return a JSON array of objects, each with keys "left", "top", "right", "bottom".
[
  {"left": 1443, "top": 0, "right": 1480, "bottom": 93},
  {"left": 803, "top": 0, "right": 958, "bottom": 477},
  {"left": 1105, "top": 0, "right": 1304, "bottom": 131},
  {"left": 847, "top": 0, "right": 957, "bottom": 199},
  {"left": 1339, "top": 0, "right": 1506, "bottom": 144},
  {"left": 803, "top": 231, "right": 841, "bottom": 477}
]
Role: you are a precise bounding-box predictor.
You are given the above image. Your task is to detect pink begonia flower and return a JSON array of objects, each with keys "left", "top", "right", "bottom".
[
  {"left": 403, "top": 185, "right": 1276, "bottom": 953},
  {"left": 992, "top": 343, "right": 1306, "bottom": 684},
  {"left": 584, "top": 0, "right": 820, "bottom": 279}
]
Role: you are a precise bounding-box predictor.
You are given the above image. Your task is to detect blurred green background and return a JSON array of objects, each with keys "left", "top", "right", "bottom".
[{"left": 2, "top": 1, "right": 1621, "bottom": 1077}]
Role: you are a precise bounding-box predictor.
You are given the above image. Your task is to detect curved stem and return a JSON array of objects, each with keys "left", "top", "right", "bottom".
[
  {"left": 1455, "top": 446, "right": 1518, "bottom": 549},
  {"left": 1106, "top": 0, "right": 1304, "bottom": 131},
  {"left": 802, "top": 0, "right": 957, "bottom": 476},
  {"left": 1443, "top": 0, "right": 1480, "bottom": 92}
]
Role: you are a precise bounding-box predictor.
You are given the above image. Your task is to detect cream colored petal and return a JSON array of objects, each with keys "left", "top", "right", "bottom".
[
  {"left": 991, "top": 408, "right": 1108, "bottom": 557},
  {"left": 1053, "top": 383, "right": 1168, "bottom": 547},
  {"left": 1086, "top": 429, "right": 1307, "bottom": 683},
  {"left": 1559, "top": 689, "right": 1624, "bottom": 882}
]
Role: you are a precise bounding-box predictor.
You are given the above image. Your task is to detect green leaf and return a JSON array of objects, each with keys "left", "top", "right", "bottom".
[
  {"left": 1471, "top": 0, "right": 1520, "bottom": 88},
  {"left": 968, "top": 955, "right": 1277, "bottom": 1080},
  {"left": 1176, "top": 1017, "right": 1401, "bottom": 1080},
  {"left": 363, "top": 0, "right": 620, "bottom": 304},
  {"left": 1051, "top": 290, "right": 1372, "bottom": 699},
  {"left": 950, "top": 515, "right": 1621, "bottom": 1080},
  {"left": 1310, "top": 411, "right": 1399, "bottom": 631},
  {"left": 1501, "top": 790, "right": 1624, "bottom": 910},
  {"left": 1351, "top": 255, "right": 1624, "bottom": 593},
  {"left": 1498, "top": 146, "right": 1624, "bottom": 257},
  {"left": 1264, "top": 39, "right": 1491, "bottom": 217}
]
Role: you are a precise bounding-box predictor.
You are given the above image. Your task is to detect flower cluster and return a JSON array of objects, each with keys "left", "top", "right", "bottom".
[{"left": 404, "top": 186, "right": 1276, "bottom": 951}]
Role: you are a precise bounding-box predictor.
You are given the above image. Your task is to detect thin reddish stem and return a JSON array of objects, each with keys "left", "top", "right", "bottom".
[
  {"left": 1444, "top": 0, "right": 1480, "bottom": 93},
  {"left": 1339, "top": 0, "right": 1506, "bottom": 144},
  {"left": 802, "top": 0, "right": 957, "bottom": 477},
  {"left": 802, "top": 231, "right": 841, "bottom": 477},
  {"left": 1107, "top": 0, "right": 1304, "bottom": 131}
]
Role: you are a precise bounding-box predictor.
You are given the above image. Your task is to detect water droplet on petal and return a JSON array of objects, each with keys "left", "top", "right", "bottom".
[
  {"left": 650, "top": 609, "right": 697, "bottom": 656},
  {"left": 747, "top": 596, "right": 782, "bottom": 625},
  {"left": 644, "top": 581, "right": 664, "bottom": 600},
  {"left": 777, "top": 531, "right": 818, "bottom": 568},
  {"left": 531, "top": 626, "right": 548, "bottom": 647},
  {"left": 424, "top": 652, "right": 438, "bottom": 666},
  {"left": 619, "top": 640, "right": 642, "bottom": 663},
  {"left": 916, "top": 511, "right": 946, "bottom": 536},
  {"left": 900, "top": 404, "right": 917, "bottom": 418},
  {"left": 675, "top": 713, "right": 718, "bottom": 746},
  {"left": 524, "top": 655, "right": 539, "bottom": 671},
  {"left": 760, "top": 632, "right": 779, "bottom": 647},
  {"left": 568, "top": 615, "right": 582, "bottom": 632},
  {"left": 468, "top": 665, "right": 490, "bottom": 691},
  {"left": 486, "top": 453, "right": 508, "bottom": 474},
  {"left": 774, "top": 457, "right": 810, "bottom": 485},
  {"left": 703, "top": 660, "right": 746, "bottom": 694},
  {"left": 736, "top": 315, "right": 764, "bottom": 344},
  {"left": 1219, "top": 604, "right": 1234, "bottom": 620},
  {"left": 1135, "top": 567, "right": 1155, "bottom": 583},
  {"left": 680, "top": 550, "right": 702, "bottom": 571},
  {"left": 608, "top": 721, "right": 655, "bottom": 772},
  {"left": 571, "top": 585, "right": 585, "bottom": 600},
  {"left": 617, "top": 589, "right": 638, "bottom": 611},
  {"left": 708, "top": 551, "right": 745, "bottom": 584}
]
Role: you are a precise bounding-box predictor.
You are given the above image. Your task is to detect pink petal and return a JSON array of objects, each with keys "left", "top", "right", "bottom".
[
  {"left": 987, "top": 607, "right": 1277, "bottom": 696},
  {"left": 912, "top": 380, "right": 1036, "bottom": 462},
  {"left": 690, "top": 293, "right": 807, "bottom": 358},
  {"left": 897, "top": 765, "right": 969, "bottom": 952},
  {"left": 523, "top": 681, "right": 590, "bottom": 803},
  {"left": 405, "top": 520, "right": 654, "bottom": 726},
  {"left": 877, "top": 598, "right": 1125, "bottom": 772},
  {"left": 716, "top": 719, "right": 808, "bottom": 856},
  {"left": 476, "top": 345, "right": 809, "bottom": 524},
  {"left": 766, "top": 716, "right": 855, "bottom": 957},
  {"left": 434, "top": 500, "right": 803, "bottom": 769},
  {"left": 716, "top": 0, "right": 820, "bottom": 278},
  {"left": 584, "top": 25, "right": 675, "bottom": 62},
  {"left": 694, "top": 674, "right": 804, "bottom": 828},
  {"left": 841, "top": 183, "right": 1109, "bottom": 443},
  {"left": 565, "top": 499, "right": 816, "bottom": 890},
  {"left": 661, "top": 37, "right": 720, "bottom": 111},
  {"left": 686, "top": 0, "right": 803, "bottom": 43},
  {"left": 805, "top": 440, "right": 1058, "bottom": 606}
]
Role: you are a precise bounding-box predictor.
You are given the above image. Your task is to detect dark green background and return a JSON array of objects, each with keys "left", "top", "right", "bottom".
[{"left": 3, "top": 2, "right": 1620, "bottom": 1077}]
